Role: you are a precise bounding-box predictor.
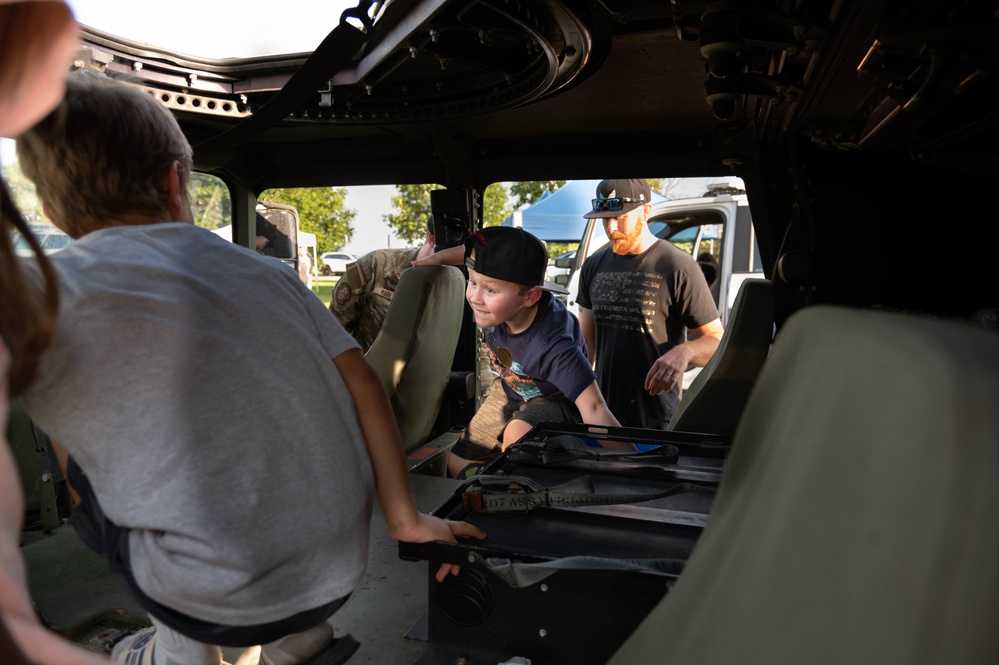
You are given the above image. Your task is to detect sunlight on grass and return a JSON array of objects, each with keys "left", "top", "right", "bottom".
[
  {"left": 313, "top": 282, "right": 335, "bottom": 307},
  {"left": 312, "top": 275, "right": 343, "bottom": 308}
]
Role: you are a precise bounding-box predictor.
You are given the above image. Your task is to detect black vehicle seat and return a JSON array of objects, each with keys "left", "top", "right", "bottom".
[
  {"left": 610, "top": 306, "right": 999, "bottom": 665},
  {"left": 364, "top": 266, "right": 465, "bottom": 452},
  {"left": 667, "top": 278, "right": 774, "bottom": 437}
]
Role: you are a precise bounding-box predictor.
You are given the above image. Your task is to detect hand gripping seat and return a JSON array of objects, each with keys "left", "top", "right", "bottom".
[
  {"left": 363, "top": 266, "right": 465, "bottom": 452},
  {"left": 611, "top": 306, "right": 999, "bottom": 665},
  {"left": 667, "top": 278, "right": 774, "bottom": 437}
]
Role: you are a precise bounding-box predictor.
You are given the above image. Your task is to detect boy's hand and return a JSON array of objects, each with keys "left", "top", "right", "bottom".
[{"left": 392, "top": 512, "right": 486, "bottom": 582}]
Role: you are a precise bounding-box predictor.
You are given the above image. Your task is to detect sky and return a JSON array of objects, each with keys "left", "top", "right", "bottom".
[
  {"left": 339, "top": 186, "right": 404, "bottom": 254},
  {"left": 68, "top": 0, "right": 357, "bottom": 59}
]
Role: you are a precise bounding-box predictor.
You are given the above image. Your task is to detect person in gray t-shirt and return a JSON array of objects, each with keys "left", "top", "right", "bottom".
[{"left": 16, "top": 70, "right": 484, "bottom": 665}]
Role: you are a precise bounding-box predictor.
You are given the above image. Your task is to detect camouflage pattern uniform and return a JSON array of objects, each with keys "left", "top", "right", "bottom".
[{"left": 329, "top": 246, "right": 423, "bottom": 352}]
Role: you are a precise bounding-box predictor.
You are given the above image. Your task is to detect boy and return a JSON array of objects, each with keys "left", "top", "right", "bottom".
[
  {"left": 16, "top": 70, "right": 483, "bottom": 665},
  {"left": 416, "top": 226, "right": 628, "bottom": 478}
]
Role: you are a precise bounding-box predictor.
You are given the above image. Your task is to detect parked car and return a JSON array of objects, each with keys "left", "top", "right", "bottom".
[
  {"left": 13, "top": 225, "right": 73, "bottom": 257},
  {"left": 319, "top": 251, "right": 358, "bottom": 276}
]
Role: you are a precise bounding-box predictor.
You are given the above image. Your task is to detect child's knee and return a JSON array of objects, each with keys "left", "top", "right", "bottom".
[{"left": 501, "top": 418, "right": 534, "bottom": 448}]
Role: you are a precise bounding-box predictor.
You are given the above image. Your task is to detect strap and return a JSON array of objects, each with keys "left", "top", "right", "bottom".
[
  {"left": 478, "top": 554, "right": 686, "bottom": 588},
  {"left": 506, "top": 436, "right": 680, "bottom": 466},
  {"left": 459, "top": 474, "right": 714, "bottom": 513}
]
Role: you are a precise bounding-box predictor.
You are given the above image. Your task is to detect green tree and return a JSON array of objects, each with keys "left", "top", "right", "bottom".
[
  {"left": 509, "top": 180, "right": 566, "bottom": 210},
  {"left": 385, "top": 182, "right": 510, "bottom": 240},
  {"left": 544, "top": 241, "right": 577, "bottom": 257},
  {"left": 648, "top": 178, "right": 687, "bottom": 199},
  {"left": 482, "top": 182, "right": 511, "bottom": 228},
  {"left": 261, "top": 187, "right": 355, "bottom": 253},
  {"left": 384, "top": 183, "right": 442, "bottom": 245},
  {"left": 188, "top": 172, "right": 232, "bottom": 230},
  {"left": 2, "top": 161, "right": 45, "bottom": 224}
]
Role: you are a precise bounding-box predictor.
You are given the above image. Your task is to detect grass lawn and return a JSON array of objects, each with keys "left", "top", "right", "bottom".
[{"left": 312, "top": 278, "right": 337, "bottom": 307}]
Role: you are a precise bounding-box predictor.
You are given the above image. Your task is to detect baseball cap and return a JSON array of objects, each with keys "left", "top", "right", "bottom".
[
  {"left": 463, "top": 227, "right": 569, "bottom": 295},
  {"left": 583, "top": 179, "right": 652, "bottom": 218}
]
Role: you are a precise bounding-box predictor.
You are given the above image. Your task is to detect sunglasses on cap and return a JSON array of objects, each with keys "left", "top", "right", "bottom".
[{"left": 591, "top": 197, "right": 645, "bottom": 211}]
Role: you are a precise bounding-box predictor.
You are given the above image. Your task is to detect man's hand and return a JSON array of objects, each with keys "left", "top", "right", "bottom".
[
  {"left": 645, "top": 345, "right": 695, "bottom": 396},
  {"left": 646, "top": 319, "right": 724, "bottom": 395},
  {"left": 390, "top": 512, "right": 487, "bottom": 582}
]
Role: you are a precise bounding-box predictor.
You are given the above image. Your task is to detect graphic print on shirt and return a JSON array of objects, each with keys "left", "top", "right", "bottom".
[
  {"left": 484, "top": 332, "right": 543, "bottom": 401},
  {"left": 590, "top": 270, "right": 662, "bottom": 332}
]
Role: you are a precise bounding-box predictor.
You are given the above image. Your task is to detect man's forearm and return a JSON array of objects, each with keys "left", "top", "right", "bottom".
[{"left": 681, "top": 332, "right": 721, "bottom": 367}]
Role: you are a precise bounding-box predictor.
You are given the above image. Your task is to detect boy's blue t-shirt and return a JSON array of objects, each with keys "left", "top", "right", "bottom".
[{"left": 483, "top": 292, "right": 596, "bottom": 404}]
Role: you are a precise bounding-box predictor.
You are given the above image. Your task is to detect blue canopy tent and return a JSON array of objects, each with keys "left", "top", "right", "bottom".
[{"left": 501, "top": 180, "right": 667, "bottom": 242}]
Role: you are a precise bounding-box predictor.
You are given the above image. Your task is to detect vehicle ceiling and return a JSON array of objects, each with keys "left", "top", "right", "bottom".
[
  {"left": 76, "top": 0, "right": 999, "bottom": 190},
  {"left": 76, "top": 0, "right": 999, "bottom": 321}
]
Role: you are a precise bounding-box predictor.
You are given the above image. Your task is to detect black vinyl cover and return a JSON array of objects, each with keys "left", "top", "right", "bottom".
[{"left": 401, "top": 423, "right": 728, "bottom": 665}]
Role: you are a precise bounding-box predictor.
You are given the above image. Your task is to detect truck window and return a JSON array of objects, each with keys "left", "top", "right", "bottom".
[{"left": 189, "top": 172, "right": 233, "bottom": 236}]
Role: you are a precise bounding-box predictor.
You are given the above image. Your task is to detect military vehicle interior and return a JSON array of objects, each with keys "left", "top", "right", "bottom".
[
  {"left": 13, "top": 0, "right": 999, "bottom": 663},
  {"left": 74, "top": 0, "right": 997, "bottom": 318}
]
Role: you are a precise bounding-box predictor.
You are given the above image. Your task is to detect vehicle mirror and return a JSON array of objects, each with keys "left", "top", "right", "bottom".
[
  {"left": 554, "top": 257, "right": 573, "bottom": 269},
  {"left": 256, "top": 203, "right": 297, "bottom": 260},
  {"left": 554, "top": 274, "right": 570, "bottom": 286}
]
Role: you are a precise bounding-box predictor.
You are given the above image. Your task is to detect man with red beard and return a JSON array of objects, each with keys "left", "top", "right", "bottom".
[{"left": 576, "top": 179, "right": 723, "bottom": 429}]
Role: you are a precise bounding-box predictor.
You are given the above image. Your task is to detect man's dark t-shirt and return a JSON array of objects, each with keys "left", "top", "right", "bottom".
[{"left": 577, "top": 240, "right": 718, "bottom": 428}]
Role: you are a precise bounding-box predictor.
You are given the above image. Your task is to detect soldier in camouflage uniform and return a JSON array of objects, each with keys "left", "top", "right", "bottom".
[{"left": 329, "top": 220, "right": 435, "bottom": 352}]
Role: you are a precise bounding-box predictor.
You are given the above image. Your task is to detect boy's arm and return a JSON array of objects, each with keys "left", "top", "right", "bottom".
[
  {"left": 333, "top": 349, "right": 485, "bottom": 581},
  {"left": 410, "top": 244, "right": 464, "bottom": 268},
  {"left": 578, "top": 307, "right": 596, "bottom": 366},
  {"left": 574, "top": 381, "right": 636, "bottom": 451}
]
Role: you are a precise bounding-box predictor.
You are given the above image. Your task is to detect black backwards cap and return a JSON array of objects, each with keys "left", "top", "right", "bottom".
[
  {"left": 583, "top": 178, "right": 652, "bottom": 219},
  {"left": 463, "top": 226, "right": 569, "bottom": 295}
]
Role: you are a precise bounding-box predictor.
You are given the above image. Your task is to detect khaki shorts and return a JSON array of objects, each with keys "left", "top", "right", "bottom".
[{"left": 451, "top": 378, "right": 582, "bottom": 462}]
